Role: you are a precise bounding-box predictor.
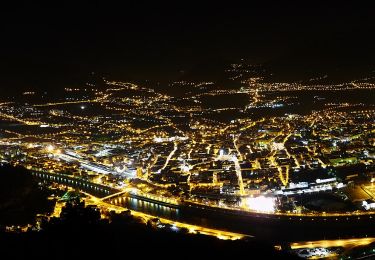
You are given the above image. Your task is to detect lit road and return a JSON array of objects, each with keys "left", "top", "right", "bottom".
[
  {"left": 267, "top": 132, "right": 292, "bottom": 186},
  {"left": 290, "top": 237, "right": 375, "bottom": 250},
  {"left": 233, "top": 135, "right": 243, "bottom": 161},
  {"left": 160, "top": 141, "right": 178, "bottom": 171},
  {"left": 216, "top": 154, "right": 245, "bottom": 196},
  {"left": 33, "top": 100, "right": 97, "bottom": 107},
  {"left": 0, "top": 112, "right": 41, "bottom": 125},
  {"left": 268, "top": 150, "right": 289, "bottom": 186},
  {"left": 205, "top": 143, "right": 212, "bottom": 155},
  {"left": 50, "top": 200, "right": 64, "bottom": 218},
  {"left": 32, "top": 93, "right": 110, "bottom": 107},
  {"left": 82, "top": 192, "right": 248, "bottom": 241},
  {"left": 239, "top": 118, "right": 264, "bottom": 131},
  {"left": 232, "top": 155, "right": 245, "bottom": 195}
]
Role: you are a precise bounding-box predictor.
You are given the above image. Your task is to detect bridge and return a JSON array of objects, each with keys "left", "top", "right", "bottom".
[
  {"left": 31, "top": 170, "right": 117, "bottom": 197},
  {"left": 100, "top": 190, "right": 128, "bottom": 201},
  {"left": 32, "top": 170, "right": 179, "bottom": 209}
]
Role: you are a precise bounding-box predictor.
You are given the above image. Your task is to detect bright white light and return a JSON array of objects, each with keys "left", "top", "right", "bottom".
[
  {"left": 170, "top": 224, "right": 179, "bottom": 231},
  {"left": 46, "top": 145, "right": 55, "bottom": 153},
  {"left": 245, "top": 196, "right": 276, "bottom": 213},
  {"left": 272, "top": 142, "right": 284, "bottom": 150},
  {"left": 180, "top": 164, "right": 190, "bottom": 172},
  {"left": 219, "top": 149, "right": 224, "bottom": 156},
  {"left": 154, "top": 137, "right": 163, "bottom": 143},
  {"left": 81, "top": 105, "right": 86, "bottom": 110}
]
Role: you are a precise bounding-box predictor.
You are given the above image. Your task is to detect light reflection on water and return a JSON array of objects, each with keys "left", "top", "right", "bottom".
[{"left": 118, "top": 197, "right": 180, "bottom": 220}]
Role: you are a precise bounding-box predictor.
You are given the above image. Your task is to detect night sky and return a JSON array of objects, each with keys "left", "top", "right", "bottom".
[{"left": 1, "top": 2, "right": 374, "bottom": 91}]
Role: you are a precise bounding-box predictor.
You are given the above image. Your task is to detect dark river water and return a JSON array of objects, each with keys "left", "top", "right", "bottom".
[{"left": 112, "top": 196, "right": 375, "bottom": 243}]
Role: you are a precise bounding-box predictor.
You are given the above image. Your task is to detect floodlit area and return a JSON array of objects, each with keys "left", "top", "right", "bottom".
[{"left": 244, "top": 196, "right": 276, "bottom": 213}]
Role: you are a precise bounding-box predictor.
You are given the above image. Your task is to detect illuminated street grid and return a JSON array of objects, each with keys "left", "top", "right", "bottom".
[{"left": 0, "top": 76, "right": 374, "bottom": 216}]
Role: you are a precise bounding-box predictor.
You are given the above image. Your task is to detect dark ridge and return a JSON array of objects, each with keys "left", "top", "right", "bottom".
[
  {"left": 0, "top": 164, "right": 54, "bottom": 226},
  {"left": 0, "top": 199, "right": 298, "bottom": 259}
]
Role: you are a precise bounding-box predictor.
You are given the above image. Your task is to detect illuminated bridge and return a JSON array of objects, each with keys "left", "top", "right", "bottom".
[
  {"left": 102, "top": 191, "right": 180, "bottom": 209},
  {"left": 31, "top": 170, "right": 117, "bottom": 197},
  {"left": 31, "top": 170, "right": 179, "bottom": 209}
]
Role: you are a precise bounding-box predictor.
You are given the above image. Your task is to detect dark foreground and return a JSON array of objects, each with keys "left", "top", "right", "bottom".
[{"left": 0, "top": 200, "right": 298, "bottom": 259}]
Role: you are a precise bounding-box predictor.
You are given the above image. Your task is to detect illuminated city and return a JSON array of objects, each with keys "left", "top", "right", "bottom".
[{"left": 1, "top": 3, "right": 375, "bottom": 259}]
